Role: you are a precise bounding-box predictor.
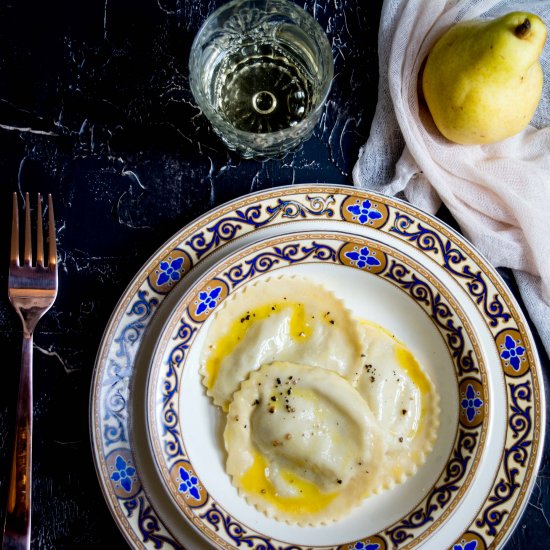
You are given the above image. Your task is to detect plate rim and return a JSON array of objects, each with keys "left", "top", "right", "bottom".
[
  {"left": 146, "top": 228, "right": 495, "bottom": 548},
  {"left": 90, "top": 183, "right": 546, "bottom": 550}
]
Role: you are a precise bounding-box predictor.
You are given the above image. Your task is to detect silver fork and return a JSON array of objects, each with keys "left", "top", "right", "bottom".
[{"left": 2, "top": 193, "right": 58, "bottom": 550}]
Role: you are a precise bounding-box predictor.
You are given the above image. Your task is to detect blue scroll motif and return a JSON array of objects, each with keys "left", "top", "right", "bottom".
[
  {"left": 160, "top": 322, "right": 196, "bottom": 462},
  {"left": 224, "top": 242, "right": 337, "bottom": 287},
  {"left": 161, "top": 398, "right": 185, "bottom": 462},
  {"left": 200, "top": 504, "right": 302, "bottom": 550},
  {"left": 386, "top": 430, "right": 478, "bottom": 545},
  {"left": 476, "top": 382, "right": 532, "bottom": 536},
  {"left": 390, "top": 214, "right": 510, "bottom": 327},
  {"left": 124, "top": 494, "right": 184, "bottom": 549},
  {"left": 186, "top": 195, "right": 335, "bottom": 259},
  {"left": 384, "top": 260, "right": 476, "bottom": 376},
  {"left": 167, "top": 321, "right": 197, "bottom": 371},
  {"left": 103, "top": 290, "right": 159, "bottom": 446}
]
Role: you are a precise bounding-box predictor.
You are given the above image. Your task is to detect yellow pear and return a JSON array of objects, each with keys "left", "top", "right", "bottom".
[{"left": 422, "top": 12, "right": 547, "bottom": 145}]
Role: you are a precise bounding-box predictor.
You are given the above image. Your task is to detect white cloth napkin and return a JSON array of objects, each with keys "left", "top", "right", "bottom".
[{"left": 353, "top": 0, "right": 550, "bottom": 359}]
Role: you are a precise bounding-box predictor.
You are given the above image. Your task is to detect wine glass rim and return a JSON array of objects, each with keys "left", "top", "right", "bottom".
[{"left": 188, "top": 0, "right": 334, "bottom": 144}]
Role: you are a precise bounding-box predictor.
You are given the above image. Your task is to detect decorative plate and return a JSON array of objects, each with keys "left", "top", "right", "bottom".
[
  {"left": 91, "top": 185, "right": 544, "bottom": 550},
  {"left": 145, "top": 230, "right": 490, "bottom": 549}
]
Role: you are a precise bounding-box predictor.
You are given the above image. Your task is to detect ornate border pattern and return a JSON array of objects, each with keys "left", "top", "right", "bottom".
[{"left": 184, "top": 195, "right": 335, "bottom": 261}]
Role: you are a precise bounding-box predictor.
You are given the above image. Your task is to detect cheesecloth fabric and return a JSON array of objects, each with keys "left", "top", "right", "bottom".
[{"left": 353, "top": 0, "right": 550, "bottom": 357}]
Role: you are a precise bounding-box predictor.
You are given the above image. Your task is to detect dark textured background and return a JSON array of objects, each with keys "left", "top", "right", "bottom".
[{"left": 0, "top": 0, "right": 547, "bottom": 548}]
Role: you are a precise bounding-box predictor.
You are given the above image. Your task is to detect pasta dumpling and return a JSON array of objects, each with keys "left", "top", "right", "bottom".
[
  {"left": 355, "top": 322, "right": 440, "bottom": 488},
  {"left": 201, "top": 276, "right": 363, "bottom": 410},
  {"left": 197, "top": 275, "right": 441, "bottom": 524},
  {"left": 224, "top": 362, "right": 386, "bottom": 525}
]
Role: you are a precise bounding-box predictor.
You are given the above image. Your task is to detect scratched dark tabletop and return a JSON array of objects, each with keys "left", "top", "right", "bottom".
[{"left": 0, "top": 1, "right": 547, "bottom": 548}]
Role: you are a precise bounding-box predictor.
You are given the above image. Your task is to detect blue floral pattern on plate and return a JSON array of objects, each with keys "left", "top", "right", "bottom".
[
  {"left": 196, "top": 286, "right": 222, "bottom": 315},
  {"left": 110, "top": 455, "right": 136, "bottom": 493},
  {"left": 352, "top": 543, "right": 380, "bottom": 550},
  {"left": 346, "top": 199, "right": 383, "bottom": 225},
  {"left": 461, "top": 385, "right": 483, "bottom": 423},
  {"left": 177, "top": 467, "right": 200, "bottom": 500},
  {"left": 345, "top": 246, "right": 381, "bottom": 269},
  {"left": 500, "top": 334, "right": 526, "bottom": 371},
  {"left": 157, "top": 257, "right": 185, "bottom": 286},
  {"left": 453, "top": 540, "right": 477, "bottom": 550}
]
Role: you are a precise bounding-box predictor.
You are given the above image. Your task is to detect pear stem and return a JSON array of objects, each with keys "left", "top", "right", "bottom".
[{"left": 515, "top": 18, "right": 531, "bottom": 39}]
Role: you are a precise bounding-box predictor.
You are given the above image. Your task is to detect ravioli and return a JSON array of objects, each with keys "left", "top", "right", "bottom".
[
  {"left": 224, "top": 362, "right": 386, "bottom": 525},
  {"left": 199, "top": 275, "right": 441, "bottom": 524},
  {"left": 201, "top": 276, "right": 363, "bottom": 410},
  {"left": 355, "top": 321, "right": 440, "bottom": 487}
]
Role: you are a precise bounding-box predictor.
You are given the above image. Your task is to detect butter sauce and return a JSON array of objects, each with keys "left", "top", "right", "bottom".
[
  {"left": 205, "top": 301, "right": 321, "bottom": 391},
  {"left": 240, "top": 450, "right": 337, "bottom": 515}
]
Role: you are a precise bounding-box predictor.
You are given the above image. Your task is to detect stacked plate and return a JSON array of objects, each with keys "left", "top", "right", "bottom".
[{"left": 91, "top": 184, "right": 545, "bottom": 550}]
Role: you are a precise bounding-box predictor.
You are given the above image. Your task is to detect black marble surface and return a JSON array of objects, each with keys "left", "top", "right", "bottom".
[{"left": 0, "top": 1, "right": 547, "bottom": 548}]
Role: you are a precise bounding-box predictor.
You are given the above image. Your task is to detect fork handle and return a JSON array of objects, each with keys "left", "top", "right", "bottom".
[{"left": 2, "top": 335, "right": 33, "bottom": 550}]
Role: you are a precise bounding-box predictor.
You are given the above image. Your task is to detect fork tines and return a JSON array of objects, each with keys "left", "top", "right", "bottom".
[{"left": 11, "top": 192, "right": 57, "bottom": 269}]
